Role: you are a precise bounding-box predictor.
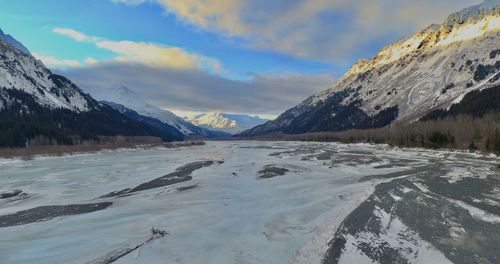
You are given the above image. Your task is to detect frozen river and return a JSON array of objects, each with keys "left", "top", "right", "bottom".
[{"left": 0, "top": 141, "right": 498, "bottom": 264}]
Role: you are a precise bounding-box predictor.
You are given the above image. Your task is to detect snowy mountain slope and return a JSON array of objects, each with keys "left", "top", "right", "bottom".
[
  {"left": 188, "top": 112, "right": 268, "bottom": 133},
  {"left": 241, "top": 1, "right": 500, "bottom": 136},
  {"left": 0, "top": 30, "right": 94, "bottom": 112},
  {"left": 0, "top": 28, "right": 30, "bottom": 55},
  {"left": 86, "top": 86, "right": 229, "bottom": 138},
  {"left": 102, "top": 101, "right": 186, "bottom": 141},
  {"left": 0, "top": 30, "right": 183, "bottom": 146},
  {"left": 87, "top": 86, "right": 191, "bottom": 134}
]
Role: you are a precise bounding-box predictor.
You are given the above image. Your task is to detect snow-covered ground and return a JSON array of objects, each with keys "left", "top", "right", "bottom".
[{"left": 0, "top": 141, "right": 497, "bottom": 264}]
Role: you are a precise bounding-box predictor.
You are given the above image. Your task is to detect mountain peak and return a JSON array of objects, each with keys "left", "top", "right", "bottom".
[
  {"left": 188, "top": 112, "right": 269, "bottom": 134},
  {"left": 0, "top": 28, "right": 31, "bottom": 55},
  {"left": 85, "top": 85, "right": 227, "bottom": 137},
  {"left": 443, "top": 0, "right": 499, "bottom": 28},
  {"left": 0, "top": 31, "right": 94, "bottom": 112},
  {"left": 345, "top": 1, "right": 499, "bottom": 77},
  {"left": 242, "top": 1, "right": 500, "bottom": 137},
  {"left": 112, "top": 85, "right": 134, "bottom": 94}
]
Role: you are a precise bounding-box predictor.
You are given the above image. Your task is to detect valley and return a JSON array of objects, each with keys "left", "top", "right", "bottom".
[
  {"left": 0, "top": 141, "right": 498, "bottom": 263},
  {"left": 0, "top": 1, "right": 499, "bottom": 263}
]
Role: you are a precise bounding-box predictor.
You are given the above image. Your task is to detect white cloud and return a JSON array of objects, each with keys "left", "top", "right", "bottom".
[
  {"left": 52, "top": 27, "right": 222, "bottom": 72},
  {"left": 32, "top": 52, "right": 81, "bottom": 69},
  {"left": 115, "top": 0, "right": 482, "bottom": 63},
  {"left": 53, "top": 28, "right": 91, "bottom": 42},
  {"left": 48, "top": 26, "right": 332, "bottom": 115},
  {"left": 84, "top": 57, "right": 98, "bottom": 65},
  {"left": 63, "top": 62, "right": 334, "bottom": 116}
]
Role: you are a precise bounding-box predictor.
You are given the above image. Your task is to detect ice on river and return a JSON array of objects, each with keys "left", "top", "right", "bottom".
[{"left": 0, "top": 141, "right": 484, "bottom": 264}]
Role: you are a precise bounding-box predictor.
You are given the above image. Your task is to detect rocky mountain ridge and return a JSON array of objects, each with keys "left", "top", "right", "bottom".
[{"left": 241, "top": 1, "right": 500, "bottom": 136}]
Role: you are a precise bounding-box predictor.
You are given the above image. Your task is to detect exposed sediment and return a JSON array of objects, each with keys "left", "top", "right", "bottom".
[
  {"left": 258, "top": 165, "right": 290, "bottom": 179},
  {"left": 0, "top": 189, "right": 28, "bottom": 200},
  {"left": 323, "top": 168, "right": 500, "bottom": 264},
  {"left": 100, "top": 160, "right": 222, "bottom": 198},
  {"left": 0, "top": 202, "right": 112, "bottom": 227}
]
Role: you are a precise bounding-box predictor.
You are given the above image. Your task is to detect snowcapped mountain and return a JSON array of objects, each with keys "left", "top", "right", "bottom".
[
  {"left": 241, "top": 1, "right": 500, "bottom": 136},
  {"left": 86, "top": 86, "right": 229, "bottom": 138},
  {"left": 187, "top": 112, "right": 269, "bottom": 134},
  {"left": 0, "top": 28, "right": 224, "bottom": 141},
  {"left": 87, "top": 86, "right": 191, "bottom": 134},
  {"left": 0, "top": 31, "right": 95, "bottom": 112},
  {"left": 102, "top": 101, "right": 185, "bottom": 141},
  {"left": 0, "top": 29, "right": 183, "bottom": 146}
]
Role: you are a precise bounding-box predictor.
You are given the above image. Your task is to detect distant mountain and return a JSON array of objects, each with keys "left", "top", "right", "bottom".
[
  {"left": 103, "top": 101, "right": 185, "bottom": 141},
  {"left": 0, "top": 28, "right": 30, "bottom": 55},
  {"left": 0, "top": 29, "right": 181, "bottom": 147},
  {"left": 187, "top": 112, "right": 269, "bottom": 134},
  {"left": 241, "top": 1, "right": 500, "bottom": 136},
  {"left": 86, "top": 86, "right": 230, "bottom": 138}
]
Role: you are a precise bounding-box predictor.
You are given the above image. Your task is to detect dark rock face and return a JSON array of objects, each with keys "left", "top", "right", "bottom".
[
  {"left": 474, "top": 62, "right": 500, "bottom": 82},
  {"left": 422, "top": 84, "right": 500, "bottom": 120},
  {"left": 490, "top": 49, "right": 500, "bottom": 59}
]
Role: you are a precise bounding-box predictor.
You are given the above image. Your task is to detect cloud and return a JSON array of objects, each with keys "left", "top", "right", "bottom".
[
  {"left": 49, "top": 27, "right": 330, "bottom": 115},
  {"left": 52, "top": 27, "right": 222, "bottom": 71},
  {"left": 84, "top": 57, "right": 98, "bottom": 65},
  {"left": 32, "top": 52, "right": 81, "bottom": 68},
  {"left": 110, "top": 0, "right": 148, "bottom": 5},
  {"left": 118, "top": 0, "right": 481, "bottom": 63},
  {"left": 63, "top": 62, "right": 334, "bottom": 115},
  {"left": 156, "top": 0, "right": 248, "bottom": 35},
  {"left": 53, "top": 28, "right": 91, "bottom": 42}
]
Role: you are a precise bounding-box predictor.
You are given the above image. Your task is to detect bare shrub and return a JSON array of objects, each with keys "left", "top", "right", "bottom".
[
  {"left": 150, "top": 227, "right": 169, "bottom": 237},
  {"left": 238, "top": 112, "right": 500, "bottom": 155},
  {"left": 0, "top": 136, "right": 205, "bottom": 159}
]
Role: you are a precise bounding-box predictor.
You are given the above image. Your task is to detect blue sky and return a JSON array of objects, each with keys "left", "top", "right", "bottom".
[
  {"left": 0, "top": 0, "right": 481, "bottom": 118},
  {"left": 0, "top": 0, "right": 336, "bottom": 78}
]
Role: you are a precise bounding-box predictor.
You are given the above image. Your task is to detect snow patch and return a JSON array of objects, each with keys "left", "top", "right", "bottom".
[
  {"left": 446, "top": 198, "right": 500, "bottom": 224},
  {"left": 339, "top": 206, "right": 453, "bottom": 264}
]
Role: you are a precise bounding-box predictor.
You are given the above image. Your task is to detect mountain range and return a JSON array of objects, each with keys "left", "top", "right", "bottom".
[
  {"left": 241, "top": 1, "right": 500, "bottom": 136},
  {"left": 0, "top": 31, "right": 227, "bottom": 147},
  {"left": 84, "top": 86, "right": 229, "bottom": 138},
  {"left": 187, "top": 112, "right": 268, "bottom": 134},
  {"left": 0, "top": 1, "right": 499, "bottom": 148}
]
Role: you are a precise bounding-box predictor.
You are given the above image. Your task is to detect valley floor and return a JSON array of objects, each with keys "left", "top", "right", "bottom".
[{"left": 0, "top": 141, "right": 498, "bottom": 263}]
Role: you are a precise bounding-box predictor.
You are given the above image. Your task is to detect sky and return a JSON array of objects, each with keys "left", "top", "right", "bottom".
[{"left": 0, "top": 0, "right": 482, "bottom": 119}]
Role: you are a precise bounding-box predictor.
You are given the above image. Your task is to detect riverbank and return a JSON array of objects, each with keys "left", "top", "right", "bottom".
[
  {"left": 0, "top": 139, "right": 205, "bottom": 159},
  {"left": 233, "top": 115, "right": 500, "bottom": 156}
]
